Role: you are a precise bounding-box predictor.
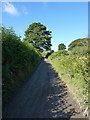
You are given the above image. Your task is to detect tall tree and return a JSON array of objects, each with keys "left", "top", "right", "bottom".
[
  {"left": 24, "top": 22, "right": 52, "bottom": 52},
  {"left": 58, "top": 43, "right": 66, "bottom": 51}
]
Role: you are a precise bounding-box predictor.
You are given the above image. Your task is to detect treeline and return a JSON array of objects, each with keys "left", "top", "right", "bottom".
[
  {"left": 2, "top": 27, "right": 41, "bottom": 106},
  {"left": 49, "top": 38, "right": 90, "bottom": 110}
]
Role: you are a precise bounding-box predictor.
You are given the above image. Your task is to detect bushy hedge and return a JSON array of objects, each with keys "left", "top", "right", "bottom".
[
  {"left": 2, "top": 27, "right": 41, "bottom": 105},
  {"left": 49, "top": 39, "right": 89, "bottom": 109},
  {"left": 41, "top": 52, "right": 47, "bottom": 57},
  {"left": 49, "top": 50, "right": 68, "bottom": 60},
  {"left": 68, "top": 38, "right": 89, "bottom": 51}
]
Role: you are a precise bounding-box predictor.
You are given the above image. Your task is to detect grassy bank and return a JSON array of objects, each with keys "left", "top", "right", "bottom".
[
  {"left": 2, "top": 27, "right": 41, "bottom": 106},
  {"left": 49, "top": 39, "right": 89, "bottom": 110}
]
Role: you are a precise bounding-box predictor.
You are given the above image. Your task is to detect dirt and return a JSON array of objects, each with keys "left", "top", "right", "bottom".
[{"left": 2, "top": 59, "right": 85, "bottom": 119}]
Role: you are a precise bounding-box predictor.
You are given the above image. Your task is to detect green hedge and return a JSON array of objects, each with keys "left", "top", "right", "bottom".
[
  {"left": 49, "top": 50, "right": 68, "bottom": 60},
  {"left": 49, "top": 50, "right": 89, "bottom": 109},
  {"left": 2, "top": 27, "right": 41, "bottom": 105}
]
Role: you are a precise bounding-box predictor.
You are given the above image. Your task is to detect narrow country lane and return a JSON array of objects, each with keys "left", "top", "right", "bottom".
[{"left": 3, "top": 59, "right": 84, "bottom": 119}]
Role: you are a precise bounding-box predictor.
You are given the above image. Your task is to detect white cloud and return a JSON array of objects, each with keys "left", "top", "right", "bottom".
[{"left": 3, "top": 2, "right": 19, "bottom": 15}]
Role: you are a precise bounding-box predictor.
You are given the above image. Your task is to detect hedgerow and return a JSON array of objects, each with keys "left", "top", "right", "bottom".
[
  {"left": 49, "top": 50, "right": 68, "bottom": 60},
  {"left": 2, "top": 27, "right": 41, "bottom": 105},
  {"left": 49, "top": 38, "right": 89, "bottom": 109}
]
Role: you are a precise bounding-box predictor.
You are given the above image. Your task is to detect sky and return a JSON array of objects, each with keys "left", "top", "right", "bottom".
[{"left": 2, "top": 2, "right": 88, "bottom": 51}]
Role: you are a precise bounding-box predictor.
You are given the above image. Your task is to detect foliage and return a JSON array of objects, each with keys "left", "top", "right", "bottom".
[
  {"left": 41, "top": 50, "right": 54, "bottom": 58},
  {"left": 1, "top": 26, "right": 21, "bottom": 41},
  {"left": 49, "top": 50, "right": 68, "bottom": 60},
  {"left": 58, "top": 43, "right": 66, "bottom": 51},
  {"left": 2, "top": 27, "right": 41, "bottom": 106},
  {"left": 49, "top": 38, "right": 89, "bottom": 109},
  {"left": 45, "top": 50, "right": 54, "bottom": 58},
  {"left": 24, "top": 22, "right": 52, "bottom": 52},
  {"left": 68, "top": 38, "right": 90, "bottom": 57},
  {"left": 68, "top": 38, "right": 89, "bottom": 51},
  {"left": 41, "top": 52, "right": 47, "bottom": 57}
]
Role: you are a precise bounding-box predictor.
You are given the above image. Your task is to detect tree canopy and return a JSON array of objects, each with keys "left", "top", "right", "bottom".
[
  {"left": 68, "top": 38, "right": 90, "bottom": 55},
  {"left": 68, "top": 38, "right": 89, "bottom": 51},
  {"left": 24, "top": 22, "right": 52, "bottom": 52},
  {"left": 58, "top": 43, "right": 66, "bottom": 51}
]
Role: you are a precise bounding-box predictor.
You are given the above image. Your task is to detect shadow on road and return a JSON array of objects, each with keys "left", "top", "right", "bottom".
[
  {"left": 45, "top": 60, "right": 82, "bottom": 119},
  {"left": 2, "top": 59, "right": 83, "bottom": 119}
]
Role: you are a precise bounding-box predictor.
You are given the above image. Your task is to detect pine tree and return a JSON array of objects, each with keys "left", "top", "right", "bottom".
[{"left": 24, "top": 22, "right": 52, "bottom": 52}]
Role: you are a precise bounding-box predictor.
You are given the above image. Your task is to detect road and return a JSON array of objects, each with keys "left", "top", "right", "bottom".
[{"left": 3, "top": 59, "right": 84, "bottom": 119}]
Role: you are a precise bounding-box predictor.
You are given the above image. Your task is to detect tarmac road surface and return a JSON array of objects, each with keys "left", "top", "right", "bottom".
[{"left": 2, "top": 59, "right": 84, "bottom": 119}]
